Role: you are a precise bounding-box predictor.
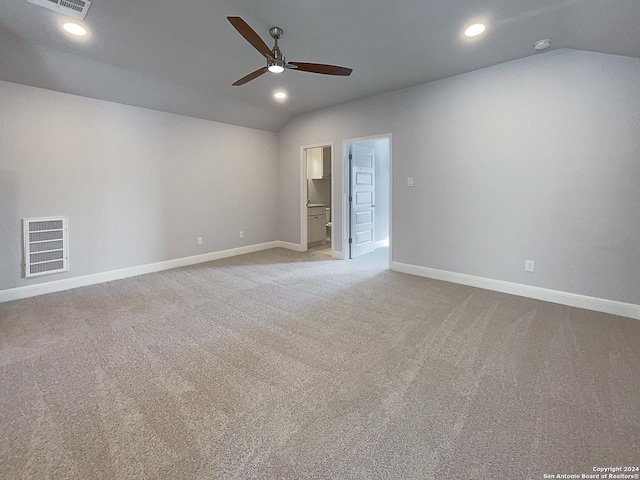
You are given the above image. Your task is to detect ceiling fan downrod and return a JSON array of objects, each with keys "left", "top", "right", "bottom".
[{"left": 268, "top": 26, "right": 285, "bottom": 72}]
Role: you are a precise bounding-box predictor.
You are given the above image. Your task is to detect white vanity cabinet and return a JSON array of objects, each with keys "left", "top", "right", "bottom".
[{"left": 307, "top": 206, "right": 327, "bottom": 245}]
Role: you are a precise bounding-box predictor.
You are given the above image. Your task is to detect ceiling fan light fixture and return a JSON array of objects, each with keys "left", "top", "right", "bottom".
[
  {"left": 268, "top": 63, "right": 285, "bottom": 74},
  {"left": 273, "top": 91, "right": 287, "bottom": 100},
  {"left": 268, "top": 51, "right": 286, "bottom": 73}
]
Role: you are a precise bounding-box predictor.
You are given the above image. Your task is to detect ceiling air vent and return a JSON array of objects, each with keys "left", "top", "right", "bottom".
[
  {"left": 27, "top": 0, "right": 91, "bottom": 20},
  {"left": 23, "top": 217, "right": 69, "bottom": 278}
]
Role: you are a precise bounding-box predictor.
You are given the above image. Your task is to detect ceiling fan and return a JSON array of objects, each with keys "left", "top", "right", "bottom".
[{"left": 227, "top": 16, "right": 353, "bottom": 86}]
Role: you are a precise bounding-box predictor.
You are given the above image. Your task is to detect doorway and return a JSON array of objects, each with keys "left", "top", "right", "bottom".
[
  {"left": 343, "top": 135, "right": 392, "bottom": 267},
  {"left": 300, "top": 142, "right": 334, "bottom": 255}
]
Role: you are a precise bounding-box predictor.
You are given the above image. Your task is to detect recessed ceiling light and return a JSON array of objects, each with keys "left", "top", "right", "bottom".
[
  {"left": 273, "top": 91, "right": 287, "bottom": 100},
  {"left": 464, "top": 23, "right": 486, "bottom": 37},
  {"left": 534, "top": 39, "right": 552, "bottom": 51},
  {"left": 63, "top": 23, "right": 87, "bottom": 36}
]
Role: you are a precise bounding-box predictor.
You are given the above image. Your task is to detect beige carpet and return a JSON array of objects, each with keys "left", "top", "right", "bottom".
[{"left": 1, "top": 248, "right": 638, "bottom": 479}]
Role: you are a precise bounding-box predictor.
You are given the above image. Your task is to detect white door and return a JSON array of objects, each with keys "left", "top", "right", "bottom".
[{"left": 350, "top": 144, "right": 375, "bottom": 258}]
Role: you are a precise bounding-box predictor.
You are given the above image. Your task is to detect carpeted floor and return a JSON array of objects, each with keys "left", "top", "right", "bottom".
[{"left": 1, "top": 247, "right": 638, "bottom": 479}]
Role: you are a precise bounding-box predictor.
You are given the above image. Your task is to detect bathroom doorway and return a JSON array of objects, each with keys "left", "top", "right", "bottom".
[{"left": 300, "top": 142, "right": 334, "bottom": 256}]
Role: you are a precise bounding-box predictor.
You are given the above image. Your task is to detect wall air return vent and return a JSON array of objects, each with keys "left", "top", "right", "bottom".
[
  {"left": 23, "top": 217, "right": 69, "bottom": 278},
  {"left": 27, "top": 0, "right": 91, "bottom": 20}
]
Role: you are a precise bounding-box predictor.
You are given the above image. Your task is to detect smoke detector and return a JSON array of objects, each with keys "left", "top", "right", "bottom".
[
  {"left": 534, "top": 39, "right": 552, "bottom": 51},
  {"left": 28, "top": 0, "right": 91, "bottom": 20}
]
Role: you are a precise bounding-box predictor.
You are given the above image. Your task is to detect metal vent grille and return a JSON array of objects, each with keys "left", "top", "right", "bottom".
[
  {"left": 27, "top": 0, "right": 91, "bottom": 20},
  {"left": 59, "top": 0, "right": 84, "bottom": 12},
  {"left": 23, "top": 217, "right": 69, "bottom": 278}
]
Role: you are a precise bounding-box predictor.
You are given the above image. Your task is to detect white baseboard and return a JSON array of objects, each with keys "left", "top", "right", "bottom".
[
  {"left": 9, "top": 247, "right": 634, "bottom": 320},
  {"left": 375, "top": 239, "right": 390, "bottom": 249},
  {"left": 277, "top": 240, "right": 342, "bottom": 259},
  {"left": 391, "top": 262, "right": 640, "bottom": 320},
  {"left": 332, "top": 250, "right": 345, "bottom": 260},
  {"left": 1, "top": 241, "right": 282, "bottom": 303},
  {"left": 275, "top": 241, "right": 305, "bottom": 252},
  {"left": 276, "top": 241, "right": 342, "bottom": 258}
]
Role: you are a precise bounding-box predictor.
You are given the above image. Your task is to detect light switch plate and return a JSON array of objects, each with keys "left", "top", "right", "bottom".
[{"left": 408, "top": 177, "right": 414, "bottom": 187}]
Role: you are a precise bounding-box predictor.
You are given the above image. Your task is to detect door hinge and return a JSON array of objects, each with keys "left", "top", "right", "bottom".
[
  {"left": 349, "top": 154, "right": 352, "bottom": 160},
  {"left": 349, "top": 196, "right": 352, "bottom": 202},
  {"left": 348, "top": 238, "right": 352, "bottom": 244}
]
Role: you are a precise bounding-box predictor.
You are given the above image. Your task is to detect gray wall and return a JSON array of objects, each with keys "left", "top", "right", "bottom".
[
  {"left": 308, "top": 180, "right": 330, "bottom": 205},
  {"left": 277, "top": 49, "right": 640, "bottom": 304},
  {"left": 0, "top": 81, "right": 279, "bottom": 291}
]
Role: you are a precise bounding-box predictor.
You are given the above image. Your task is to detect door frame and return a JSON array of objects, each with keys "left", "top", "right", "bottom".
[
  {"left": 299, "top": 141, "right": 335, "bottom": 253},
  {"left": 341, "top": 134, "right": 393, "bottom": 266}
]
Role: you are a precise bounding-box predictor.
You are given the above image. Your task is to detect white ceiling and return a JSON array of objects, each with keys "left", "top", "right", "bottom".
[{"left": 1, "top": 0, "right": 639, "bottom": 131}]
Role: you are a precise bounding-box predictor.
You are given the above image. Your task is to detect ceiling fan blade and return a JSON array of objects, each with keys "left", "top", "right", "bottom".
[
  {"left": 227, "top": 17, "right": 273, "bottom": 58},
  {"left": 287, "top": 62, "right": 352, "bottom": 76},
  {"left": 232, "top": 67, "right": 268, "bottom": 86}
]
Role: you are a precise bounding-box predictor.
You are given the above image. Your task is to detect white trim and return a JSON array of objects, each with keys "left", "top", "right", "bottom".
[
  {"left": 276, "top": 241, "right": 305, "bottom": 252},
  {"left": 329, "top": 143, "right": 337, "bottom": 260},
  {"left": 1, "top": 241, "right": 282, "bottom": 303},
  {"left": 332, "top": 250, "right": 345, "bottom": 260},
  {"left": 341, "top": 142, "right": 348, "bottom": 260},
  {"left": 391, "top": 262, "right": 640, "bottom": 320},
  {"left": 388, "top": 135, "right": 393, "bottom": 268},
  {"left": 300, "top": 146, "right": 308, "bottom": 251}
]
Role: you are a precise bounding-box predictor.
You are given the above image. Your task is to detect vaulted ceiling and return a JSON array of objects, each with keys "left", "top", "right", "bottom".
[{"left": 1, "top": 0, "right": 639, "bottom": 131}]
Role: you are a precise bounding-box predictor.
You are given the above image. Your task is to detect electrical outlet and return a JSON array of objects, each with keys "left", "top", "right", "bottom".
[
  {"left": 239, "top": 231, "right": 244, "bottom": 239},
  {"left": 408, "top": 177, "right": 414, "bottom": 187},
  {"left": 197, "top": 237, "right": 203, "bottom": 245},
  {"left": 525, "top": 260, "right": 535, "bottom": 272}
]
